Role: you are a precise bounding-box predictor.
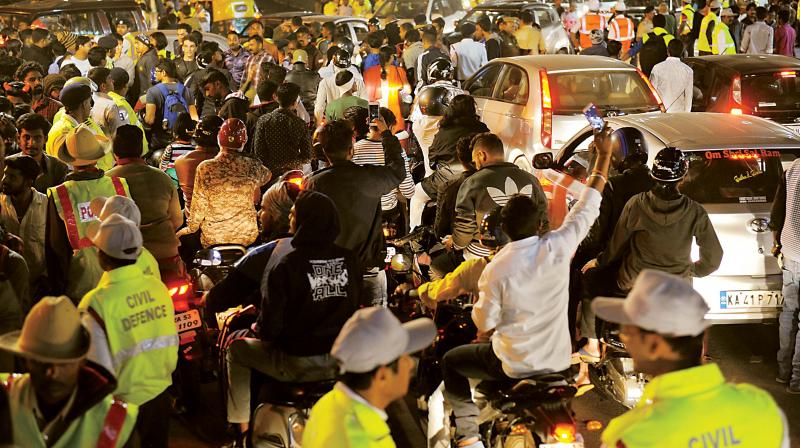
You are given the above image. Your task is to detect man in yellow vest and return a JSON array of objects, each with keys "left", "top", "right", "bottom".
[
  {"left": 698, "top": 0, "right": 721, "bottom": 55},
  {"left": 108, "top": 68, "right": 149, "bottom": 156},
  {"left": 579, "top": 0, "right": 607, "bottom": 50},
  {"left": 608, "top": 2, "right": 635, "bottom": 54},
  {"left": 678, "top": 0, "right": 696, "bottom": 55},
  {"left": 79, "top": 213, "right": 178, "bottom": 447},
  {"left": 115, "top": 18, "right": 138, "bottom": 61},
  {"left": 46, "top": 78, "right": 115, "bottom": 171},
  {"left": 45, "top": 124, "right": 131, "bottom": 303},
  {"left": 713, "top": 8, "right": 737, "bottom": 54},
  {"left": 0, "top": 295, "right": 138, "bottom": 447},
  {"left": 304, "top": 307, "right": 436, "bottom": 448},
  {"left": 593, "top": 269, "right": 789, "bottom": 447}
]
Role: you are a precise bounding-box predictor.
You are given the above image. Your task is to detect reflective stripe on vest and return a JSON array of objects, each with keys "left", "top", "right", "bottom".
[
  {"left": 54, "top": 177, "right": 127, "bottom": 250},
  {"left": 579, "top": 14, "right": 606, "bottom": 48},
  {"left": 112, "top": 334, "right": 179, "bottom": 372},
  {"left": 698, "top": 13, "right": 717, "bottom": 52},
  {"left": 96, "top": 398, "right": 129, "bottom": 448},
  {"left": 712, "top": 22, "right": 736, "bottom": 54},
  {"left": 610, "top": 17, "right": 635, "bottom": 41}
]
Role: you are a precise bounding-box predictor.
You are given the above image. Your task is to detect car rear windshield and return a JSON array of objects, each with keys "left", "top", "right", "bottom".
[
  {"left": 743, "top": 72, "right": 800, "bottom": 111},
  {"left": 678, "top": 149, "right": 786, "bottom": 204},
  {"left": 549, "top": 70, "right": 660, "bottom": 115}
]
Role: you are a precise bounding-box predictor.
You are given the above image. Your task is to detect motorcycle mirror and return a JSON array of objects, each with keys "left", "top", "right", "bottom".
[
  {"left": 532, "top": 152, "right": 554, "bottom": 170},
  {"left": 193, "top": 248, "right": 223, "bottom": 267},
  {"left": 390, "top": 253, "right": 413, "bottom": 273}
]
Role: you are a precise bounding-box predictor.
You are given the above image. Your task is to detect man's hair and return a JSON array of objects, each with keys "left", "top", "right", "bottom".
[
  {"left": 291, "top": 16, "right": 304, "bottom": 27},
  {"left": 405, "top": 29, "right": 421, "bottom": 43},
  {"left": 335, "top": 69, "right": 354, "bottom": 87},
  {"left": 87, "top": 67, "right": 111, "bottom": 88},
  {"left": 98, "top": 250, "right": 137, "bottom": 270},
  {"left": 778, "top": 9, "right": 791, "bottom": 23},
  {"left": 460, "top": 22, "right": 477, "bottom": 37},
  {"left": 13, "top": 104, "right": 32, "bottom": 121},
  {"left": 276, "top": 82, "right": 301, "bottom": 108},
  {"left": 379, "top": 106, "right": 397, "bottom": 129},
  {"left": 756, "top": 6, "right": 768, "bottom": 20},
  {"left": 248, "top": 34, "right": 264, "bottom": 45},
  {"left": 519, "top": 11, "right": 534, "bottom": 24},
  {"left": 343, "top": 105, "right": 369, "bottom": 139},
  {"left": 639, "top": 328, "right": 705, "bottom": 369},
  {"left": 667, "top": 39, "right": 684, "bottom": 57},
  {"left": 322, "top": 21, "right": 337, "bottom": 34},
  {"left": 433, "top": 17, "right": 445, "bottom": 28},
  {"left": 422, "top": 28, "right": 438, "bottom": 45},
  {"left": 746, "top": 1, "right": 756, "bottom": 10},
  {"left": 414, "top": 13, "right": 427, "bottom": 25},
  {"left": 257, "top": 79, "right": 279, "bottom": 102},
  {"left": 339, "top": 359, "right": 400, "bottom": 391},
  {"left": 5, "top": 154, "right": 41, "bottom": 181},
  {"left": 400, "top": 22, "right": 414, "bottom": 33},
  {"left": 607, "top": 39, "right": 623, "bottom": 56},
  {"left": 295, "top": 26, "right": 310, "bottom": 36},
  {"left": 189, "top": 30, "right": 203, "bottom": 46},
  {"left": 367, "top": 31, "right": 384, "bottom": 49},
  {"left": 59, "top": 63, "right": 82, "bottom": 80},
  {"left": 202, "top": 69, "right": 229, "bottom": 88},
  {"left": 653, "top": 14, "right": 667, "bottom": 27},
  {"left": 266, "top": 63, "right": 287, "bottom": 83},
  {"left": 14, "top": 61, "right": 43, "bottom": 82},
  {"left": 31, "top": 28, "right": 49, "bottom": 44},
  {"left": 16, "top": 112, "right": 50, "bottom": 134},
  {"left": 177, "top": 23, "right": 193, "bottom": 34},
  {"left": 227, "top": 28, "right": 241, "bottom": 37},
  {"left": 151, "top": 31, "right": 168, "bottom": 50},
  {"left": 87, "top": 46, "right": 108, "bottom": 67},
  {"left": 472, "top": 132, "right": 504, "bottom": 157},
  {"left": 696, "top": 0, "right": 707, "bottom": 9},
  {"left": 501, "top": 195, "right": 545, "bottom": 241},
  {"left": 75, "top": 35, "right": 92, "bottom": 49},
  {"left": 112, "top": 124, "right": 144, "bottom": 158},
  {"left": 157, "top": 58, "right": 178, "bottom": 79},
  {"left": 319, "top": 119, "right": 355, "bottom": 160},
  {"left": 18, "top": 29, "right": 31, "bottom": 43},
  {"left": 476, "top": 16, "right": 492, "bottom": 32},
  {"left": 456, "top": 134, "right": 477, "bottom": 170},
  {"left": 109, "top": 67, "right": 129, "bottom": 89}
]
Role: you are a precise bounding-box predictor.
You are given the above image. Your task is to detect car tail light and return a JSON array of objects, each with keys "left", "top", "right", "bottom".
[
  {"left": 777, "top": 71, "right": 797, "bottom": 78},
  {"left": 168, "top": 280, "right": 193, "bottom": 312},
  {"left": 637, "top": 68, "right": 665, "bottom": 112},
  {"left": 732, "top": 75, "right": 742, "bottom": 105},
  {"left": 553, "top": 423, "right": 577, "bottom": 443},
  {"left": 540, "top": 69, "right": 552, "bottom": 149},
  {"left": 730, "top": 108, "right": 743, "bottom": 115}
]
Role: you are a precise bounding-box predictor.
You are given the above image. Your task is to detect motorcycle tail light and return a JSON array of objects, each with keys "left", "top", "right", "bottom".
[
  {"left": 540, "top": 70, "right": 553, "bottom": 149},
  {"left": 553, "top": 423, "right": 577, "bottom": 443},
  {"left": 168, "top": 280, "right": 193, "bottom": 312}
]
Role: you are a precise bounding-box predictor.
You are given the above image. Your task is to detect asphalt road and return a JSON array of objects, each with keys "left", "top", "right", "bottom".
[{"left": 169, "top": 322, "right": 799, "bottom": 447}]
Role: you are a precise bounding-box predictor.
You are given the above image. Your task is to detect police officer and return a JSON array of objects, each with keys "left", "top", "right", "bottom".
[
  {"left": 593, "top": 269, "right": 789, "bottom": 447},
  {"left": 79, "top": 213, "right": 178, "bottom": 448},
  {"left": 713, "top": 8, "right": 737, "bottom": 54},
  {"left": 45, "top": 124, "right": 132, "bottom": 302},
  {"left": 698, "top": 0, "right": 721, "bottom": 55}
]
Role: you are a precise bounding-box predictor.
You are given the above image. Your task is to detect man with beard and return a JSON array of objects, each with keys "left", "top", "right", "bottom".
[
  {"left": 14, "top": 62, "right": 44, "bottom": 104},
  {"left": 7, "top": 113, "right": 68, "bottom": 193}
]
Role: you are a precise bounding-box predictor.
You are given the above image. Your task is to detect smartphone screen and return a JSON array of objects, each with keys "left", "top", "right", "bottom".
[
  {"left": 583, "top": 103, "right": 605, "bottom": 132},
  {"left": 368, "top": 103, "right": 380, "bottom": 122}
]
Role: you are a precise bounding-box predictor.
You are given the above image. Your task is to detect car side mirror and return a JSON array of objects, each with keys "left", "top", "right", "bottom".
[
  {"left": 532, "top": 152, "right": 554, "bottom": 170},
  {"left": 193, "top": 248, "right": 222, "bottom": 267}
]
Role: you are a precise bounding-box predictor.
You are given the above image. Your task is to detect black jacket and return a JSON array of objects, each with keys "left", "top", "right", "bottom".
[
  {"left": 21, "top": 45, "right": 52, "bottom": 71},
  {"left": 305, "top": 131, "right": 406, "bottom": 268},
  {"left": 429, "top": 118, "right": 490, "bottom": 166},
  {"left": 259, "top": 191, "right": 363, "bottom": 356},
  {"left": 285, "top": 64, "right": 321, "bottom": 113},
  {"left": 132, "top": 48, "right": 159, "bottom": 103}
]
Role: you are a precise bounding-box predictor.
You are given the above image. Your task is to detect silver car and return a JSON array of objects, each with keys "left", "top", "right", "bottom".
[{"left": 538, "top": 112, "right": 800, "bottom": 323}]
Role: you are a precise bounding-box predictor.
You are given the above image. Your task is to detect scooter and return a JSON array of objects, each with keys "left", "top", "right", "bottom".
[{"left": 587, "top": 318, "right": 649, "bottom": 409}]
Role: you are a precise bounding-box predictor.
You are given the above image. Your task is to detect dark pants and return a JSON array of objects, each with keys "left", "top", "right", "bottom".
[
  {"left": 441, "top": 343, "right": 511, "bottom": 441},
  {"left": 135, "top": 389, "right": 171, "bottom": 448},
  {"left": 682, "top": 36, "right": 695, "bottom": 57}
]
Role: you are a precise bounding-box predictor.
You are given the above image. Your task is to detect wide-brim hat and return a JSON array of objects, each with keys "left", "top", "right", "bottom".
[
  {"left": 57, "top": 124, "right": 111, "bottom": 166},
  {"left": 0, "top": 296, "right": 90, "bottom": 363}
]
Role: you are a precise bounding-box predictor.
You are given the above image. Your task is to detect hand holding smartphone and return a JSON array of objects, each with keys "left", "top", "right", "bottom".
[{"left": 583, "top": 103, "right": 606, "bottom": 133}]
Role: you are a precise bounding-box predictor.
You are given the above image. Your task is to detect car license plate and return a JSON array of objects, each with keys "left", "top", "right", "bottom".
[
  {"left": 175, "top": 309, "right": 202, "bottom": 333},
  {"left": 719, "top": 290, "right": 784, "bottom": 309}
]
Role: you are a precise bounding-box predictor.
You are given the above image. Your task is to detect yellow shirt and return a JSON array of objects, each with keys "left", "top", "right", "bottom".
[
  {"left": 352, "top": 0, "right": 372, "bottom": 17},
  {"left": 514, "top": 24, "right": 547, "bottom": 53},
  {"left": 323, "top": 1, "right": 338, "bottom": 15}
]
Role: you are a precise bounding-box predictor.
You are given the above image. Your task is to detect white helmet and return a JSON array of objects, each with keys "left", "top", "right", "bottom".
[
  {"left": 588, "top": 0, "right": 601, "bottom": 10},
  {"left": 615, "top": 1, "right": 627, "bottom": 11}
]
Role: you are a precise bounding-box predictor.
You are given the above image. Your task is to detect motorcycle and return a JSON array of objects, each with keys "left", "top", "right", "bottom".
[
  {"left": 385, "top": 225, "right": 439, "bottom": 321},
  {"left": 587, "top": 318, "right": 649, "bottom": 409}
]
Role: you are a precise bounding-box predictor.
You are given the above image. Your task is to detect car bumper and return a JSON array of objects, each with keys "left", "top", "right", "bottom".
[{"left": 694, "top": 274, "right": 783, "bottom": 324}]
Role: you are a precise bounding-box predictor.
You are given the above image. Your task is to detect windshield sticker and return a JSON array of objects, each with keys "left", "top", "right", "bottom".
[
  {"left": 734, "top": 169, "right": 763, "bottom": 183},
  {"left": 704, "top": 149, "right": 781, "bottom": 160},
  {"left": 759, "top": 102, "right": 777, "bottom": 107},
  {"left": 739, "top": 196, "right": 768, "bottom": 203}
]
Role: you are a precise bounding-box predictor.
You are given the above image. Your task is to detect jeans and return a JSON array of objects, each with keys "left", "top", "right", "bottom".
[
  {"left": 778, "top": 257, "right": 800, "bottom": 385},
  {"left": 226, "top": 338, "right": 338, "bottom": 423},
  {"left": 362, "top": 269, "right": 388, "bottom": 307},
  {"left": 441, "top": 343, "right": 511, "bottom": 441}
]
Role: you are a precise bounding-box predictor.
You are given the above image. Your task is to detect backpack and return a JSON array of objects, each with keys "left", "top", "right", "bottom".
[
  {"left": 499, "top": 32, "right": 521, "bottom": 57},
  {"left": 156, "top": 83, "right": 189, "bottom": 132},
  {"left": 639, "top": 32, "right": 668, "bottom": 77}
]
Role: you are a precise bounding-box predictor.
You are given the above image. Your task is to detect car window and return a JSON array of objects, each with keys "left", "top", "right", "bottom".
[
  {"left": 549, "top": 70, "right": 660, "bottom": 114},
  {"left": 353, "top": 24, "right": 369, "bottom": 43},
  {"left": 374, "top": 0, "right": 428, "bottom": 19},
  {"left": 108, "top": 10, "right": 144, "bottom": 32},
  {"left": 31, "top": 12, "right": 105, "bottom": 36},
  {"left": 743, "top": 72, "right": 800, "bottom": 111},
  {"left": 495, "top": 65, "right": 529, "bottom": 105},
  {"left": 687, "top": 61, "right": 708, "bottom": 110},
  {"left": 534, "top": 9, "right": 552, "bottom": 27},
  {"left": 336, "top": 23, "right": 351, "bottom": 40},
  {"left": 679, "top": 149, "right": 784, "bottom": 204},
  {"left": 433, "top": 0, "right": 454, "bottom": 16},
  {"left": 464, "top": 64, "right": 503, "bottom": 98}
]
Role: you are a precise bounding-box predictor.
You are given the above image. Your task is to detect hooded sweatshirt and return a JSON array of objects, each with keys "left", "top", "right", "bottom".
[
  {"left": 598, "top": 190, "right": 723, "bottom": 291},
  {"left": 259, "top": 191, "right": 363, "bottom": 356}
]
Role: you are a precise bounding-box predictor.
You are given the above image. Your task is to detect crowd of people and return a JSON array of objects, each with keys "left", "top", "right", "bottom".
[{"left": 0, "top": 0, "right": 796, "bottom": 447}]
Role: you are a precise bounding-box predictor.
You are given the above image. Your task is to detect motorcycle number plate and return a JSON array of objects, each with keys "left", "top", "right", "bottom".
[
  {"left": 175, "top": 309, "right": 202, "bottom": 333},
  {"left": 384, "top": 246, "right": 396, "bottom": 263}
]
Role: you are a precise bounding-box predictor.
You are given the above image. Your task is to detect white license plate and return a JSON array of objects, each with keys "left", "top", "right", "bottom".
[
  {"left": 540, "top": 443, "right": 583, "bottom": 448},
  {"left": 174, "top": 309, "right": 202, "bottom": 333},
  {"left": 719, "top": 290, "right": 784, "bottom": 309},
  {"left": 785, "top": 124, "right": 800, "bottom": 136},
  {"left": 384, "top": 246, "right": 397, "bottom": 263}
]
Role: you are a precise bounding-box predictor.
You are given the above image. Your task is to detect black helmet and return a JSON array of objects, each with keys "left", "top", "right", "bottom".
[
  {"left": 194, "top": 115, "right": 224, "bottom": 147},
  {"left": 479, "top": 206, "right": 509, "bottom": 249},
  {"left": 332, "top": 48, "right": 352, "bottom": 69},
  {"left": 427, "top": 58, "right": 454, "bottom": 82},
  {"left": 418, "top": 85, "right": 450, "bottom": 116},
  {"left": 651, "top": 147, "right": 688, "bottom": 182}
]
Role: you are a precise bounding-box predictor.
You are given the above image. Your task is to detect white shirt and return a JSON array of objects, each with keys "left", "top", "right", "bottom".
[
  {"left": 91, "top": 92, "right": 122, "bottom": 138},
  {"left": 473, "top": 187, "right": 602, "bottom": 377},
  {"left": 649, "top": 57, "right": 694, "bottom": 113},
  {"left": 314, "top": 67, "right": 368, "bottom": 122},
  {"left": 781, "top": 159, "right": 800, "bottom": 262},
  {"left": 449, "top": 38, "right": 487, "bottom": 81},
  {"left": 741, "top": 21, "right": 774, "bottom": 54},
  {"left": 62, "top": 56, "right": 92, "bottom": 76},
  {"left": 318, "top": 63, "right": 362, "bottom": 80}
]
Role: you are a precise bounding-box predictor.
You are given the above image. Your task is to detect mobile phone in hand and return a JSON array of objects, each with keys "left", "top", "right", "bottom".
[
  {"left": 368, "top": 102, "right": 380, "bottom": 122},
  {"left": 582, "top": 103, "right": 606, "bottom": 133}
]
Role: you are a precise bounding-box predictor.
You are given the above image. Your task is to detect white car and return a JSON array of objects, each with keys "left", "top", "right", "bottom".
[
  {"left": 373, "top": 0, "right": 469, "bottom": 33},
  {"left": 537, "top": 112, "right": 800, "bottom": 323}
]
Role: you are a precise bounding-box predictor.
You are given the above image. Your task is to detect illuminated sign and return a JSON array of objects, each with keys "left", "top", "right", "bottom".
[{"left": 703, "top": 149, "right": 781, "bottom": 160}]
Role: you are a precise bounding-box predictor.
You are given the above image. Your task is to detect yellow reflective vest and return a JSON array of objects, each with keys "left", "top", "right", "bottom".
[
  {"left": 698, "top": 11, "right": 718, "bottom": 53},
  {"left": 108, "top": 91, "right": 149, "bottom": 156},
  {"left": 79, "top": 264, "right": 179, "bottom": 406},
  {"left": 680, "top": 4, "right": 695, "bottom": 35},
  {"left": 642, "top": 27, "right": 675, "bottom": 46},
  {"left": 712, "top": 21, "right": 736, "bottom": 54},
  {"left": 304, "top": 383, "right": 396, "bottom": 448},
  {"left": 2, "top": 373, "right": 138, "bottom": 448},
  {"left": 48, "top": 176, "right": 131, "bottom": 301},
  {"left": 46, "top": 112, "right": 114, "bottom": 171},
  {"left": 602, "top": 363, "right": 786, "bottom": 448}
]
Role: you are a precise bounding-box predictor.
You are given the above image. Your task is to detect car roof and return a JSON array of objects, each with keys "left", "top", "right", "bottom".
[
  {"left": 0, "top": 0, "right": 139, "bottom": 14},
  {"left": 491, "top": 55, "right": 638, "bottom": 71},
  {"left": 685, "top": 54, "right": 800, "bottom": 73},
  {"left": 261, "top": 11, "right": 315, "bottom": 19},
  {"left": 608, "top": 113, "right": 800, "bottom": 150},
  {"left": 472, "top": 1, "right": 552, "bottom": 10},
  {"left": 301, "top": 14, "right": 368, "bottom": 22}
]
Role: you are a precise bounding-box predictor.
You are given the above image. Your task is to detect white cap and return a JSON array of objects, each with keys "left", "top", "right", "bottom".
[
  {"left": 331, "top": 307, "right": 436, "bottom": 373},
  {"left": 615, "top": 1, "right": 627, "bottom": 11},
  {"left": 87, "top": 213, "right": 143, "bottom": 260},
  {"left": 719, "top": 7, "right": 736, "bottom": 16},
  {"left": 592, "top": 270, "right": 710, "bottom": 337},
  {"left": 90, "top": 195, "right": 141, "bottom": 226},
  {"left": 709, "top": 0, "right": 722, "bottom": 8},
  {"left": 588, "top": 0, "right": 601, "bottom": 10}
]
